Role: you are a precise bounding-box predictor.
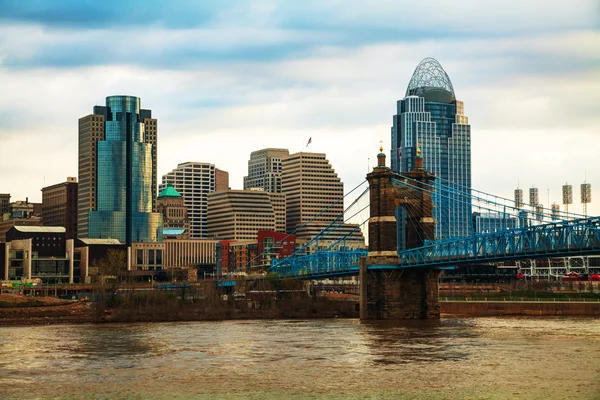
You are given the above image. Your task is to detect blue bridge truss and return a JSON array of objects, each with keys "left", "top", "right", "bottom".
[{"left": 270, "top": 217, "right": 600, "bottom": 279}]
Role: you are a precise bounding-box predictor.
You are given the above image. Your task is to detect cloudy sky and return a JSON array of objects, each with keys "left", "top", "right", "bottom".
[{"left": 0, "top": 0, "right": 599, "bottom": 216}]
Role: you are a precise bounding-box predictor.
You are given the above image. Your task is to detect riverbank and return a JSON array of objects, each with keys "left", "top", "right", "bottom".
[
  {"left": 0, "top": 294, "right": 359, "bottom": 325},
  {"left": 440, "top": 300, "right": 600, "bottom": 317},
  {"left": 0, "top": 295, "right": 93, "bottom": 325},
  {"left": 2, "top": 294, "right": 600, "bottom": 326}
]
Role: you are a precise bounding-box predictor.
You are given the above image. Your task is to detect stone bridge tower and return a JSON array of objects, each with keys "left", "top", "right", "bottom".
[{"left": 359, "top": 146, "right": 441, "bottom": 319}]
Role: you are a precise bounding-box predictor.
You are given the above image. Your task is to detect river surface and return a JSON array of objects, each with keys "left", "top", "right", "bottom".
[{"left": 0, "top": 317, "right": 599, "bottom": 399}]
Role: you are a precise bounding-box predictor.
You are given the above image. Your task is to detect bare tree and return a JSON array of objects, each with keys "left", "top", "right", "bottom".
[{"left": 98, "top": 249, "right": 127, "bottom": 279}]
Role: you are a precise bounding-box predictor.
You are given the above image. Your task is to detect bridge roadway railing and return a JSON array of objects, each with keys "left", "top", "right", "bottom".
[
  {"left": 270, "top": 218, "right": 600, "bottom": 279},
  {"left": 270, "top": 249, "right": 367, "bottom": 279},
  {"left": 399, "top": 217, "right": 600, "bottom": 268}
]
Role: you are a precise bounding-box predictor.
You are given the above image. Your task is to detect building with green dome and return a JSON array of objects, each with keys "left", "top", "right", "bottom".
[{"left": 157, "top": 184, "right": 189, "bottom": 239}]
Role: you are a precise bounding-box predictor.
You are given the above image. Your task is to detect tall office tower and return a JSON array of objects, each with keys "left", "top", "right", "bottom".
[
  {"left": 207, "top": 189, "right": 282, "bottom": 241},
  {"left": 160, "top": 162, "right": 229, "bottom": 239},
  {"left": 77, "top": 111, "right": 105, "bottom": 238},
  {"left": 244, "top": 148, "right": 290, "bottom": 193},
  {"left": 281, "top": 152, "right": 363, "bottom": 245},
  {"left": 0, "top": 194, "right": 10, "bottom": 216},
  {"left": 79, "top": 95, "right": 162, "bottom": 245},
  {"left": 41, "top": 177, "right": 78, "bottom": 239},
  {"left": 391, "top": 57, "right": 471, "bottom": 243}
]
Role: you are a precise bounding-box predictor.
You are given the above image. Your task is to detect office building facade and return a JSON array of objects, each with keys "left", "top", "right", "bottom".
[
  {"left": 207, "top": 189, "right": 283, "bottom": 241},
  {"left": 41, "top": 177, "right": 78, "bottom": 239},
  {"left": 157, "top": 184, "right": 190, "bottom": 239},
  {"left": 391, "top": 58, "right": 471, "bottom": 243},
  {"left": 79, "top": 95, "right": 162, "bottom": 245},
  {"left": 243, "top": 148, "right": 289, "bottom": 193},
  {"left": 281, "top": 152, "right": 364, "bottom": 246},
  {"left": 160, "top": 162, "right": 229, "bottom": 239},
  {"left": 0, "top": 194, "right": 10, "bottom": 216}
]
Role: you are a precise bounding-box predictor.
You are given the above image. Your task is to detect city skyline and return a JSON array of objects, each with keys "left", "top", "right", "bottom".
[{"left": 0, "top": 1, "right": 598, "bottom": 216}]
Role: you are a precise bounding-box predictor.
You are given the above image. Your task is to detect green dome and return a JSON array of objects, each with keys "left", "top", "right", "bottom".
[{"left": 158, "top": 184, "right": 182, "bottom": 199}]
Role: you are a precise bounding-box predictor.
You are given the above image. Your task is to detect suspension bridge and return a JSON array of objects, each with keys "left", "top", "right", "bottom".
[{"left": 263, "top": 149, "right": 600, "bottom": 319}]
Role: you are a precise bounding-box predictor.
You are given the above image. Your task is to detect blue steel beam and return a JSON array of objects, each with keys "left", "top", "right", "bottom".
[
  {"left": 398, "top": 217, "right": 600, "bottom": 268},
  {"left": 270, "top": 217, "right": 600, "bottom": 279},
  {"left": 271, "top": 249, "right": 367, "bottom": 279}
]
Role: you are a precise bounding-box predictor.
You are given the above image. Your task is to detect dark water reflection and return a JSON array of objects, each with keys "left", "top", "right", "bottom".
[
  {"left": 360, "top": 319, "right": 478, "bottom": 364},
  {"left": 0, "top": 318, "right": 598, "bottom": 399}
]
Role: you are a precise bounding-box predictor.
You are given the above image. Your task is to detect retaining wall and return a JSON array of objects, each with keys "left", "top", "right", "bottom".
[{"left": 440, "top": 301, "right": 600, "bottom": 316}]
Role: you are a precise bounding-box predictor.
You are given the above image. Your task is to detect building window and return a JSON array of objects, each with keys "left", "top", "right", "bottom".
[
  {"left": 149, "top": 250, "right": 155, "bottom": 265},
  {"left": 137, "top": 250, "right": 143, "bottom": 265}
]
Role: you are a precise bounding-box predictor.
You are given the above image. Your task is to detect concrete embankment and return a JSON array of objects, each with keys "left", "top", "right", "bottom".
[{"left": 441, "top": 300, "right": 600, "bottom": 317}]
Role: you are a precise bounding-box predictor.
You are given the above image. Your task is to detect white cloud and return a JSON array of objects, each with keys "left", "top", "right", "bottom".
[{"left": 0, "top": 7, "right": 598, "bottom": 219}]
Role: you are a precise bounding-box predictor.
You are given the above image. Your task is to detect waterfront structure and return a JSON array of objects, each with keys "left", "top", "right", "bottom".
[
  {"left": 163, "top": 239, "right": 218, "bottom": 271},
  {"left": 160, "top": 162, "right": 229, "bottom": 239},
  {"left": 73, "top": 238, "right": 126, "bottom": 282},
  {"left": 157, "top": 184, "right": 190, "bottom": 239},
  {"left": 78, "top": 95, "right": 162, "bottom": 244},
  {"left": 131, "top": 241, "right": 165, "bottom": 271},
  {"left": 391, "top": 57, "right": 471, "bottom": 243},
  {"left": 41, "top": 177, "right": 78, "bottom": 239},
  {"left": 281, "top": 152, "right": 364, "bottom": 245},
  {"left": 207, "top": 189, "right": 284, "bottom": 241},
  {"left": 243, "top": 148, "right": 289, "bottom": 193},
  {"left": 216, "top": 240, "right": 258, "bottom": 275},
  {"left": 257, "top": 230, "right": 296, "bottom": 268},
  {"left": 0, "top": 226, "right": 74, "bottom": 283}
]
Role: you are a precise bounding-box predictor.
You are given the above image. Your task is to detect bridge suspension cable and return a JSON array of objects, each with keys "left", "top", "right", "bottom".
[
  {"left": 224, "top": 179, "right": 369, "bottom": 277},
  {"left": 390, "top": 171, "right": 590, "bottom": 243}
]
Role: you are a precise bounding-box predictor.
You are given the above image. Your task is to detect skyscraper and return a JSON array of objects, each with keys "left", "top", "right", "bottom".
[
  {"left": 160, "top": 162, "right": 229, "bottom": 239},
  {"left": 281, "top": 152, "right": 364, "bottom": 247},
  {"left": 391, "top": 58, "right": 471, "bottom": 243},
  {"left": 243, "top": 148, "right": 289, "bottom": 193},
  {"left": 79, "top": 95, "right": 162, "bottom": 245},
  {"left": 41, "top": 177, "right": 78, "bottom": 239}
]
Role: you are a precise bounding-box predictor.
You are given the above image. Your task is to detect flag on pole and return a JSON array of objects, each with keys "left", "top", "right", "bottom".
[{"left": 306, "top": 137, "right": 312, "bottom": 147}]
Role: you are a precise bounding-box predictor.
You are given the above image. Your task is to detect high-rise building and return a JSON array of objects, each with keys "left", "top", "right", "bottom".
[
  {"left": 79, "top": 95, "right": 162, "bottom": 245},
  {"left": 160, "top": 162, "right": 229, "bottom": 239},
  {"left": 157, "top": 184, "right": 190, "bottom": 239},
  {"left": 41, "top": 177, "right": 78, "bottom": 239},
  {"left": 0, "top": 194, "right": 10, "bottom": 216},
  {"left": 207, "top": 189, "right": 283, "bottom": 241},
  {"left": 391, "top": 58, "right": 471, "bottom": 243},
  {"left": 281, "top": 152, "right": 364, "bottom": 247},
  {"left": 244, "top": 148, "right": 289, "bottom": 193}
]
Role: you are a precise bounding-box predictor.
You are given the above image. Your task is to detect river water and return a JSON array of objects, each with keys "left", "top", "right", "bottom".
[{"left": 0, "top": 317, "right": 599, "bottom": 399}]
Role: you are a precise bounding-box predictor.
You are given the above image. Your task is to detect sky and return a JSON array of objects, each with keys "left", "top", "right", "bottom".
[{"left": 0, "top": 0, "right": 599, "bottom": 216}]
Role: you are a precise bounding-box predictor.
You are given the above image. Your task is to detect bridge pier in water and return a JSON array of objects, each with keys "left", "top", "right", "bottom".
[
  {"left": 360, "top": 258, "right": 441, "bottom": 319},
  {"left": 360, "top": 147, "right": 441, "bottom": 320}
]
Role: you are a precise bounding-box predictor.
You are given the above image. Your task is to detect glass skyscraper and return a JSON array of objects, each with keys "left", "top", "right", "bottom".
[
  {"left": 391, "top": 58, "right": 471, "bottom": 245},
  {"left": 84, "top": 95, "right": 162, "bottom": 245}
]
